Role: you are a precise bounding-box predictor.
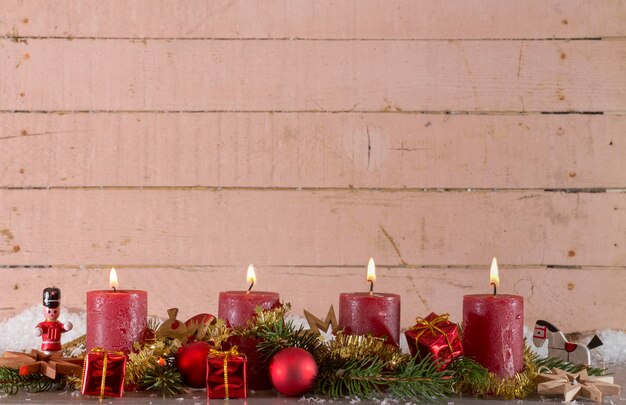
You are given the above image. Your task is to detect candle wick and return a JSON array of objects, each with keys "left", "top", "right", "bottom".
[
  {"left": 112, "top": 287, "right": 117, "bottom": 293},
  {"left": 247, "top": 281, "right": 254, "bottom": 294},
  {"left": 490, "top": 282, "right": 497, "bottom": 296},
  {"left": 368, "top": 279, "right": 374, "bottom": 296}
]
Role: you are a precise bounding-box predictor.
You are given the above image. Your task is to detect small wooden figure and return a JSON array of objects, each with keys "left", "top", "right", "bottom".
[
  {"left": 156, "top": 308, "right": 188, "bottom": 343},
  {"left": 35, "top": 287, "right": 73, "bottom": 354},
  {"left": 532, "top": 320, "right": 603, "bottom": 365}
]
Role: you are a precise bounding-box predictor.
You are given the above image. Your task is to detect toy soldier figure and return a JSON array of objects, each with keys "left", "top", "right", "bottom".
[{"left": 35, "top": 287, "right": 73, "bottom": 353}]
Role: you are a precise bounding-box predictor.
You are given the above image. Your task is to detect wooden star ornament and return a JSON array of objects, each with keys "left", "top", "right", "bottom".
[
  {"left": 304, "top": 305, "right": 339, "bottom": 336},
  {"left": 0, "top": 350, "right": 83, "bottom": 380},
  {"left": 537, "top": 368, "right": 621, "bottom": 402}
]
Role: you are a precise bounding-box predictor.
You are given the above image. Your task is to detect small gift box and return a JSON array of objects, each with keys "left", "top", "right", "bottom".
[
  {"left": 206, "top": 347, "right": 247, "bottom": 399},
  {"left": 404, "top": 312, "right": 463, "bottom": 370},
  {"left": 81, "top": 348, "right": 127, "bottom": 398}
]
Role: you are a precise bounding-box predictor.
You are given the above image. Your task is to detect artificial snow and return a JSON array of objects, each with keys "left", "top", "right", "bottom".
[
  {"left": 0, "top": 306, "right": 85, "bottom": 352},
  {"left": 597, "top": 329, "right": 626, "bottom": 364}
]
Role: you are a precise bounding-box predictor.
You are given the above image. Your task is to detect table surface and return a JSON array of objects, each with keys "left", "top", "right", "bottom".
[{"left": 0, "top": 366, "right": 624, "bottom": 405}]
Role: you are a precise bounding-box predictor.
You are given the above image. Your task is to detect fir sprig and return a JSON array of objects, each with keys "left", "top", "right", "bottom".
[
  {"left": 316, "top": 356, "right": 385, "bottom": 398},
  {"left": 315, "top": 355, "right": 454, "bottom": 401},
  {"left": 138, "top": 358, "right": 185, "bottom": 397},
  {"left": 127, "top": 339, "right": 182, "bottom": 386},
  {"left": 386, "top": 356, "right": 455, "bottom": 401},
  {"left": 450, "top": 346, "right": 538, "bottom": 399},
  {"left": 0, "top": 367, "right": 64, "bottom": 395},
  {"left": 535, "top": 355, "right": 606, "bottom": 376},
  {"left": 255, "top": 319, "right": 323, "bottom": 364}
]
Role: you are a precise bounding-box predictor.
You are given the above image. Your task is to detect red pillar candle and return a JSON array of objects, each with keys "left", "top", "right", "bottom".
[
  {"left": 218, "top": 291, "right": 281, "bottom": 328},
  {"left": 462, "top": 258, "right": 524, "bottom": 378},
  {"left": 338, "top": 258, "right": 401, "bottom": 346},
  {"left": 86, "top": 268, "right": 148, "bottom": 354},
  {"left": 217, "top": 265, "right": 280, "bottom": 328},
  {"left": 218, "top": 265, "right": 280, "bottom": 390}
]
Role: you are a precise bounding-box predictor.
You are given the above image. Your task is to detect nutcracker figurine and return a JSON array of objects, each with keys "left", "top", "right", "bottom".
[{"left": 35, "top": 287, "right": 73, "bottom": 353}]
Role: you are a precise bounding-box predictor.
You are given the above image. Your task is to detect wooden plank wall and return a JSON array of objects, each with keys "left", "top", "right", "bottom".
[{"left": 1, "top": 0, "right": 625, "bottom": 333}]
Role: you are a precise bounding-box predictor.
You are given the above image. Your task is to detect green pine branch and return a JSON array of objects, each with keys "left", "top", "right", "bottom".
[
  {"left": 138, "top": 359, "right": 185, "bottom": 398},
  {"left": 315, "top": 355, "right": 453, "bottom": 401},
  {"left": 0, "top": 367, "right": 65, "bottom": 395},
  {"left": 448, "top": 356, "right": 493, "bottom": 396},
  {"left": 534, "top": 356, "right": 606, "bottom": 376},
  {"left": 316, "top": 356, "right": 385, "bottom": 398},
  {"left": 255, "top": 319, "right": 323, "bottom": 364},
  {"left": 386, "top": 356, "right": 455, "bottom": 401}
]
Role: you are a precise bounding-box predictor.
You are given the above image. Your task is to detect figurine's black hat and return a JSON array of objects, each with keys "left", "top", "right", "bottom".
[{"left": 43, "top": 287, "right": 61, "bottom": 308}]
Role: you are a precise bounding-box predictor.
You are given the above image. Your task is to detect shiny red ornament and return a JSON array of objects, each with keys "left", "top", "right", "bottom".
[
  {"left": 176, "top": 341, "right": 212, "bottom": 388},
  {"left": 269, "top": 347, "right": 317, "bottom": 397}
]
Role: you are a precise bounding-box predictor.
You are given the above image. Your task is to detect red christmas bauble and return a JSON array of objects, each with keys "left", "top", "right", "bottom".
[
  {"left": 176, "top": 341, "right": 212, "bottom": 388},
  {"left": 269, "top": 347, "right": 317, "bottom": 396}
]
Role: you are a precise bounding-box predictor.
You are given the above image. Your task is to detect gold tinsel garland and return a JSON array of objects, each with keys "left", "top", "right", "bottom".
[
  {"left": 325, "top": 333, "right": 408, "bottom": 371},
  {"left": 126, "top": 340, "right": 181, "bottom": 386},
  {"left": 453, "top": 345, "right": 540, "bottom": 399}
]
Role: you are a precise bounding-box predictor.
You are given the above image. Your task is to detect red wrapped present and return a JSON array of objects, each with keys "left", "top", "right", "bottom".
[
  {"left": 404, "top": 312, "right": 463, "bottom": 370},
  {"left": 206, "top": 347, "right": 247, "bottom": 399},
  {"left": 81, "top": 348, "right": 127, "bottom": 398},
  {"left": 225, "top": 335, "right": 271, "bottom": 390}
]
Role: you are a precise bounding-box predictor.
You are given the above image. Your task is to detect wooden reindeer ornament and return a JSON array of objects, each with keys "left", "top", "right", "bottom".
[{"left": 532, "top": 320, "right": 603, "bottom": 365}]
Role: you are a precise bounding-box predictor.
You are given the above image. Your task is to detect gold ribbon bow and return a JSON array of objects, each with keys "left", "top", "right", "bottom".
[
  {"left": 81, "top": 347, "right": 125, "bottom": 399},
  {"left": 409, "top": 313, "right": 454, "bottom": 353},
  {"left": 209, "top": 347, "right": 242, "bottom": 399}
]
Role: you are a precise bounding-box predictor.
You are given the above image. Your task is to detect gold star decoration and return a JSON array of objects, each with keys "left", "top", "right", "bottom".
[
  {"left": 304, "top": 305, "right": 339, "bottom": 336},
  {"left": 0, "top": 350, "right": 83, "bottom": 380},
  {"left": 537, "top": 367, "right": 621, "bottom": 402}
]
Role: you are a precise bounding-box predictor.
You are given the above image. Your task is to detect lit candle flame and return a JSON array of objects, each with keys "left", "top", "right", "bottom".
[
  {"left": 367, "top": 257, "right": 376, "bottom": 294},
  {"left": 247, "top": 264, "right": 256, "bottom": 292},
  {"left": 490, "top": 257, "right": 499, "bottom": 295},
  {"left": 109, "top": 267, "right": 119, "bottom": 290}
]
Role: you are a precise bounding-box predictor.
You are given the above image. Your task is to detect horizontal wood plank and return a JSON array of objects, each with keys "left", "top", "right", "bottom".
[
  {"left": 0, "top": 190, "right": 624, "bottom": 267},
  {"left": 2, "top": 39, "right": 625, "bottom": 112},
  {"left": 1, "top": 113, "right": 624, "bottom": 189},
  {"left": 1, "top": 266, "right": 624, "bottom": 332},
  {"left": 1, "top": 0, "right": 624, "bottom": 39}
]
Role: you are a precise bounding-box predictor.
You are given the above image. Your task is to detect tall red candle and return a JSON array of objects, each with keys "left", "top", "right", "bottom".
[
  {"left": 86, "top": 268, "right": 148, "bottom": 354},
  {"left": 338, "top": 258, "right": 401, "bottom": 346},
  {"left": 218, "top": 291, "right": 281, "bottom": 327},
  {"left": 218, "top": 265, "right": 280, "bottom": 390},
  {"left": 217, "top": 265, "right": 280, "bottom": 327},
  {"left": 462, "top": 258, "right": 524, "bottom": 378}
]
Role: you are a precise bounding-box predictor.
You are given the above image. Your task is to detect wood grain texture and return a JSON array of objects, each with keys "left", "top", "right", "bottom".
[
  {"left": 1, "top": 266, "right": 624, "bottom": 332},
  {"left": 1, "top": 113, "right": 624, "bottom": 189},
  {"left": 0, "top": 189, "right": 624, "bottom": 267},
  {"left": 2, "top": 39, "right": 625, "bottom": 112},
  {"left": 1, "top": 0, "right": 625, "bottom": 39},
  {"left": 1, "top": 1, "right": 624, "bottom": 336}
]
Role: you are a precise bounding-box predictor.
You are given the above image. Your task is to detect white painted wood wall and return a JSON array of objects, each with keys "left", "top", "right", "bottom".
[{"left": 0, "top": 0, "right": 625, "bottom": 333}]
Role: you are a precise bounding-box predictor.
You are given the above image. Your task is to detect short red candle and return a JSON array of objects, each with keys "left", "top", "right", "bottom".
[
  {"left": 462, "top": 294, "right": 524, "bottom": 377},
  {"left": 338, "top": 292, "right": 401, "bottom": 346},
  {"left": 218, "top": 291, "right": 280, "bottom": 328},
  {"left": 86, "top": 289, "right": 148, "bottom": 353}
]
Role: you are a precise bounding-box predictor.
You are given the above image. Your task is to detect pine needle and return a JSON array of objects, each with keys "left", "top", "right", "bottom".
[
  {"left": 535, "top": 355, "right": 606, "bottom": 376},
  {"left": 0, "top": 367, "right": 64, "bottom": 395},
  {"left": 255, "top": 319, "right": 323, "bottom": 364},
  {"left": 139, "top": 359, "right": 185, "bottom": 397}
]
